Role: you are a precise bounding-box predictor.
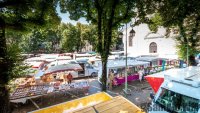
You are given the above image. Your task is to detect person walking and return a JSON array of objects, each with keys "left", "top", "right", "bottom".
[
  {"left": 138, "top": 69, "right": 143, "bottom": 82},
  {"left": 109, "top": 70, "right": 114, "bottom": 90},
  {"left": 67, "top": 73, "right": 73, "bottom": 84},
  {"left": 64, "top": 72, "right": 68, "bottom": 84}
]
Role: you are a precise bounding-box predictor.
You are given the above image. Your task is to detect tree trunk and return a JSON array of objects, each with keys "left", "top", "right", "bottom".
[
  {"left": 0, "top": 18, "right": 10, "bottom": 113},
  {"left": 95, "top": 0, "right": 117, "bottom": 92},
  {"left": 189, "top": 55, "right": 197, "bottom": 66},
  {"left": 101, "top": 58, "right": 107, "bottom": 91},
  {"left": 0, "top": 86, "right": 10, "bottom": 113},
  {"left": 101, "top": 31, "right": 112, "bottom": 91}
]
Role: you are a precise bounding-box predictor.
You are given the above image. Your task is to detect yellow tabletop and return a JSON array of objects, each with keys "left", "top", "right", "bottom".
[
  {"left": 30, "top": 92, "right": 112, "bottom": 113},
  {"left": 30, "top": 92, "right": 145, "bottom": 113},
  {"left": 73, "top": 96, "right": 145, "bottom": 113}
]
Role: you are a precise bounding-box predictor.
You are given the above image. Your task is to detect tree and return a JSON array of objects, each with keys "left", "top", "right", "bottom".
[
  {"left": 60, "top": 22, "right": 98, "bottom": 52},
  {"left": 60, "top": 0, "right": 149, "bottom": 91},
  {"left": 82, "top": 24, "right": 98, "bottom": 51},
  {"left": 60, "top": 23, "right": 81, "bottom": 52},
  {"left": 145, "top": 1, "right": 200, "bottom": 66},
  {"left": 44, "top": 28, "right": 61, "bottom": 53},
  {"left": 0, "top": 0, "right": 60, "bottom": 112}
]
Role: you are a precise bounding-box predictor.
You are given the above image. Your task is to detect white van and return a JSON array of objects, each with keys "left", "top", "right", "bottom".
[
  {"left": 149, "top": 67, "right": 200, "bottom": 113},
  {"left": 77, "top": 61, "right": 98, "bottom": 77}
]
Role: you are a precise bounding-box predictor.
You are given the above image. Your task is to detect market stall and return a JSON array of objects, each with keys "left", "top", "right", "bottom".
[
  {"left": 42, "top": 64, "right": 82, "bottom": 82},
  {"left": 136, "top": 56, "right": 170, "bottom": 73},
  {"left": 97, "top": 60, "right": 150, "bottom": 86},
  {"left": 10, "top": 81, "right": 89, "bottom": 103}
]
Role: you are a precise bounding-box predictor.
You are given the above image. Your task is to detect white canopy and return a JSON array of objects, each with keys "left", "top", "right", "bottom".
[
  {"left": 107, "top": 60, "right": 150, "bottom": 69},
  {"left": 25, "top": 57, "right": 45, "bottom": 62},
  {"left": 135, "top": 56, "right": 160, "bottom": 62},
  {"left": 56, "top": 56, "right": 72, "bottom": 60}
]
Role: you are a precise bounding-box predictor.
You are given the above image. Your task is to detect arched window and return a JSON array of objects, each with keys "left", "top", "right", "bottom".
[{"left": 149, "top": 42, "right": 157, "bottom": 53}]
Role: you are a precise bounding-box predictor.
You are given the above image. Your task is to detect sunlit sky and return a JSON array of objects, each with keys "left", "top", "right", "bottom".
[{"left": 56, "top": 6, "right": 88, "bottom": 25}]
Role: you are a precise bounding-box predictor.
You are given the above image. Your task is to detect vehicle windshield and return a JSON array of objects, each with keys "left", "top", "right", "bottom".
[{"left": 156, "top": 88, "right": 199, "bottom": 113}]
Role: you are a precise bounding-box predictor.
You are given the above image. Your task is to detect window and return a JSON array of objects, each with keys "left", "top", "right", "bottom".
[
  {"left": 156, "top": 88, "right": 199, "bottom": 113},
  {"left": 129, "top": 36, "right": 133, "bottom": 47},
  {"left": 149, "top": 42, "right": 157, "bottom": 53}
]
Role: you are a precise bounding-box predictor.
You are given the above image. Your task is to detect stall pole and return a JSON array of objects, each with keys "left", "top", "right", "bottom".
[
  {"left": 125, "top": 23, "right": 128, "bottom": 92},
  {"left": 187, "top": 41, "right": 189, "bottom": 67},
  {"left": 123, "top": 23, "right": 131, "bottom": 95}
]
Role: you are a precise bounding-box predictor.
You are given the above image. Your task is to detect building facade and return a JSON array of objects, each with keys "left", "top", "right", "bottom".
[{"left": 122, "top": 24, "right": 178, "bottom": 59}]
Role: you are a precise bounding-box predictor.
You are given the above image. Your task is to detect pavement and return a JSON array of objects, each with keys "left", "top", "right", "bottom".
[{"left": 12, "top": 77, "right": 153, "bottom": 113}]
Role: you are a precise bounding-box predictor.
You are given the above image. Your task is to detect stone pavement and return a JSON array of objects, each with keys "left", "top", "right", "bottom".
[
  {"left": 88, "top": 77, "right": 153, "bottom": 112},
  {"left": 88, "top": 78, "right": 153, "bottom": 105}
]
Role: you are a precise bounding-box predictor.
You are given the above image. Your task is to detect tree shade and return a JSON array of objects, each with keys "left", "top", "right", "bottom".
[{"left": 0, "top": 0, "right": 60, "bottom": 112}]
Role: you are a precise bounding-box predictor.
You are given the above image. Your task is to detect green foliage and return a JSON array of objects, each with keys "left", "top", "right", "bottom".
[
  {"left": 59, "top": 0, "right": 151, "bottom": 91},
  {"left": 19, "top": 27, "right": 62, "bottom": 53},
  {"left": 148, "top": 13, "right": 163, "bottom": 32},
  {"left": 1, "top": 0, "right": 60, "bottom": 31},
  {"left": 6, "top": 44, "right": 29, "bottom": 80},
  {"left": 16, "top": 22, "right": 102, "bottom": 53},
  {"left": 61, "top": 23, "right": 79, "bottom": 52},
  {"left": 0, "top": 0, "right": 60, "bottom": 112},
  {"left": 60, "top": 23, "right": 101, "bottom": 52}
]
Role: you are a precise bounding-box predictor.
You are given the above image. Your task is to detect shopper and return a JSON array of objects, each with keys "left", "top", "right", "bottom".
[
  {"left": 64, "top": 73, "right": 68, "bottom": 84},
  {"left": 138, "top": 69, "right": 143, "bottom": 82},
  {"left": 109, "top": 70, "right": 114, "bottom": 90},
  {"left": 67, "top": 73, "right": 73, "bottom": 84}
]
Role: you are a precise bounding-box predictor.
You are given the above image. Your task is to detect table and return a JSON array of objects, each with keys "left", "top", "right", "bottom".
[
  {"left": 114, "top": 74, "right": 139, "bottom": 85},
  {"left": 10, "top": 81, "right": 89, "bottom": 103}
]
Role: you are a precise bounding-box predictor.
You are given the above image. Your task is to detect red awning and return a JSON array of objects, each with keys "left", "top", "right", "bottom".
[{"left": 145, "top": 75, "right": 164, "bottom": 93}]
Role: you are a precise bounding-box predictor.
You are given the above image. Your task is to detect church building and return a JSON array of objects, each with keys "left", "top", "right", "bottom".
[{"left": 121, "top": 23, "right": 178, "bottom": 59}]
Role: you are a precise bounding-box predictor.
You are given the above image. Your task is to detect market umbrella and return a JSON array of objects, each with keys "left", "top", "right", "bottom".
[
  {"left": 44, "top": 64, "right": 83, "bottom": 75},
  {"left": 88, "top": 51, "right": 96, "bottom": 55}
]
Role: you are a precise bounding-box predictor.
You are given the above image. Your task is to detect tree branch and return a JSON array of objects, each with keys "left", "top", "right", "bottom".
[
  {"left": 0, "top": 0, "right": 27, "bottom": 8},
  {"left": 85, "top": 0, "right": 97, "bottom": 23},
  {"left": 94, "top": 0, "right": 103, "bottom": 54},
  {"left": 112, "top": 2, "right": 131, "bottom": 27},
  {"left": 104, "top": 0, "right": 119, "bottom": 54}
]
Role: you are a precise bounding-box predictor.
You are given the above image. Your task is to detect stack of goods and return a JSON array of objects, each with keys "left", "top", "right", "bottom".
[
  {"left": 10, "top": 87, "right": 30, "bottom": 100},
  {"left": 10, "top": 85, "right": 49, "bottom": 100}
]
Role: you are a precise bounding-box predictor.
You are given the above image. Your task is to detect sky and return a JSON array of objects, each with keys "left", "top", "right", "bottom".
[{"left": 56, "top": 6, "right": 88, "bottom": 25}]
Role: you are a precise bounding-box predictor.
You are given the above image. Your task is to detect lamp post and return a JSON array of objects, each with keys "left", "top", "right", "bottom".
[
  {"left": 119, "top": 23, "right": 135, "bottom": 95},
  {"left": 181, "top": 35, "right": 197, "bottom": 67},
  {"left": 181, "top": 36, "right": 189, "bottom": 67},
  {"left": 187, "top": 39, "right": 189, "bottom": 67}
]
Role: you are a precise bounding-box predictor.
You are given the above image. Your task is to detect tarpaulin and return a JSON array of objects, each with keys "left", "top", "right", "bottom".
[{"left": 145, "top": 76, "right": 164, "bottom": 93}]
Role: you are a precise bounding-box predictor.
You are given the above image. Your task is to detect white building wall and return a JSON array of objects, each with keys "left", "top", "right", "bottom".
[{"left": 122, "top": 24, "right": 178, "bottom": 59}]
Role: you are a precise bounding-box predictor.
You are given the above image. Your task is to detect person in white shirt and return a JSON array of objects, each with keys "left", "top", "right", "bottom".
[{"left": 138, "top": 69, "right": 143, "bottom": 82}]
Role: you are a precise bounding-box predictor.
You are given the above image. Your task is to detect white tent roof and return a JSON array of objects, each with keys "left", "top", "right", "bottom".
[
  {"left": 56, "top": 56, "right": 72, "bottom": 60},
  {"left": 47, "top": 60, "right": 78, "bottom": 67},
  {"left": 75, "top": 53, "right": 92, "bottom": 57},
  {"left": 107, "top": 60, "right": 150, "bottom": 69},
  {"left": 25, "top": 57, "right": 45, "bottom": 62},
  {"left": 159, "top": 54, "right": 178, "bottom": 60},
  {"left": 26, "top": 61, "right": 44, "bottom": 68},
  {"left": 136, "top": 56, "right": 160, "bottom": 62}
]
